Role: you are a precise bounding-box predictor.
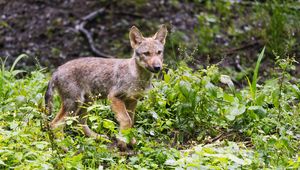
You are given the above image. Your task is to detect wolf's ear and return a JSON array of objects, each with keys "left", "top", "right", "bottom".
[
  {"left": 129, "top": 26, "right": 144, "bottom": 48},
  {"left": 154, "top": 24, "right": 168, "bottom": 45}
]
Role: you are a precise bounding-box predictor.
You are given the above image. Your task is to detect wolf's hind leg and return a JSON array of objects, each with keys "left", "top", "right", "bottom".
[
  {"left": 79, "top": 111, "right": 108, "bottom": 139},
  {"left": 49, "top": 97, "right": 79, "bottom": 152},
  {"left": 50, "top": 98, "right": 77, "bottom": 129},
  {"left": 125, "top": 99, "right": 137, "bottom": 123},
  {"left": 78, "top": 97, "right": 108, "bottom": 139}
]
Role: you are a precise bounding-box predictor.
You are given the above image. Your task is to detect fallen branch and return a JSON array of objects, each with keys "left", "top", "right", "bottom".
[{"left": 76, "top": 8, "right": 114, "bottom": 58}]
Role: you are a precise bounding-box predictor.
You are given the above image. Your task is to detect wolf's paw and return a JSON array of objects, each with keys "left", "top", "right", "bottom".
[
  {"left": 131, "top": 137, "right": 137, "bottom": 145},
  {"left": 117, "top": 140, "right": 128, "bottom": 151},
  {"left": 125, "top": 137, "right": 136, "bottom": 150},
  {"left": 129, "top": 137, "right": 136, "bottom": 146}
]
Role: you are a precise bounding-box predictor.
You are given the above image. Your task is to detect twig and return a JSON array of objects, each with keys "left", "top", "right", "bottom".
[
  {"left": 204, "top": 132, "right": 225, "bottom": 144},
  {"left": 76, "top": 8, "right": 114, "bottom": 58},
  {"left": 81, "top": 8, "right": 106, "bottom": 21},
  {"left": 204, "top": 129, "right": 237, "bottom": 144}
]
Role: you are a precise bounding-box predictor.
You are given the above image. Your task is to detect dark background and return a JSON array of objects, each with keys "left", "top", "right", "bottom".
[{"left": 0, "top": 0, "right": 299, "bottom": 75}]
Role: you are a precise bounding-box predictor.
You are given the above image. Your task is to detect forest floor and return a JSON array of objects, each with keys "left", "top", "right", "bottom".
[
  {"left": 1, "top": 0, "right": 299, "bottom": 78},
  {"left": 1, "top": 0, "right": 200, "bottom": 67}
]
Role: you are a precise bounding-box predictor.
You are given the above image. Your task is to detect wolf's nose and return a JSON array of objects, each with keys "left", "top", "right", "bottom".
[{"left": 153, "top": 66, "right": 161, "bottom": 72}]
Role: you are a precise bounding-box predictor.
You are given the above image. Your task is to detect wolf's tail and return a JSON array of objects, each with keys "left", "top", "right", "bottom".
[{"left": 45, "top": 79, "right": 55, "bottom": 115}]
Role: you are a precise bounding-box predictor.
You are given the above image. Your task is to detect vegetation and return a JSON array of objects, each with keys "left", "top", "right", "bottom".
[{"left": 0, "top": 50, "right": 299, "bottom": 169}]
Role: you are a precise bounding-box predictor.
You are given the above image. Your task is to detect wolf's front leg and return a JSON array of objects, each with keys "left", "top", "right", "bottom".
[
  {"left": 108, "top": 94, "right": 133, "bottom": 151},
  {"left": 125, "top": 99, "right": 138, "bottom": 146}
]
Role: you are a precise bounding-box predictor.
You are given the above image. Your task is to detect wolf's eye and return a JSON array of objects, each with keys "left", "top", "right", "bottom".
[
  {"left": 143, "top": 52, "right": 150, "bottom": 56},
  {"left": 157, "top": 50, "right": 162, "bottom": 55}
]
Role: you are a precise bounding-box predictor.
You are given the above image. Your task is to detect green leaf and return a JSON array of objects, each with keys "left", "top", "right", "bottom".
[
  {"left": 11, "top": 70, "right": 26, "bottom": 77},
  {"left": 15, "top": 152, "right": 23, "bottom": 162},
  {"left": 226, "top": 153, "right": 248, "bottom": 165},
  {"left": 251, "top": 47, "right": 265, "bottom": 100},
  {"left": 87, "top": 104, "right": 101, "bottom": 112},
  {"left": 0, "top": 160, "right": 7, "bottom": 166},
  {"left": 179, "top": 81, "right": 190, "bottom": 99},
  {"left": 33, "top": 141, "right": 49, "bottom": 150},
  {"left": 225, "top": 104, "right": 246, "bottom": 121},
  {"left": 248, "top": 106, "right": 267, "bottom": 117},
  {"left": 220, "top": 75, "right": 234, "bottom": 89},
  {"left": 89, "top": 115, "right": 98, "bottom": 122},
  {"left": 9, "top": 121, "right": 18, "bottom": 130},
  {"left": 103, "top": 119, "right": 116, "bottom": 131},
  {"left": 223, "top": 93, "right": 234, "bottom": 103},
  {"left": 164, "top": 73, "right": 171, "bottom": 83},
  {"left": 10, "top": 54, "right": 28, "bottom": 72}
]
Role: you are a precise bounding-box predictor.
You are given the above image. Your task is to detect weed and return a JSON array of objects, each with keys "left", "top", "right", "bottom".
[{"left": 0, "top": 54, "right": 299, "bottom": 169}]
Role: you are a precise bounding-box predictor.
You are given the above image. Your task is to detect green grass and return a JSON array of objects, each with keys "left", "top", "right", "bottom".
[
  {"left": 249, "top": 47, "right": 265, "bottom": 100},
  {"left": 0, "top": 55, "right": 299, "bottom": 169}
]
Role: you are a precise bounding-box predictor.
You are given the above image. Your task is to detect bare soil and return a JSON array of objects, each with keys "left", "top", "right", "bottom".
[
  {"left": 0, "top": 0, "right": 299, "bottom": 77},
  {"left": 0, "top": 0, "right": 198, "bottom": 69}
]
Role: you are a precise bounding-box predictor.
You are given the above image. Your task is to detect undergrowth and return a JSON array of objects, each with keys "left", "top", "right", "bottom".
[{"left": 0, "top": 52, "right": 299, "bottom": 169}]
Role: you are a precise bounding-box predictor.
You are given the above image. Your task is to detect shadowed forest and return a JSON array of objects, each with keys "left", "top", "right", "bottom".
[{"left": 0, "top": 0, "right": 300, "bottom": 169}]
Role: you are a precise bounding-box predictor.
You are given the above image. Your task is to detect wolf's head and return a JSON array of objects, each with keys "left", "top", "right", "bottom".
[{"left": 129, "top": 25, "right": 168, "bottom": 73}]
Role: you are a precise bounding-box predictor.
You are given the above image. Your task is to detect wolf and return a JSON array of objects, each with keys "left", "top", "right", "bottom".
[{"left": 45, "top": 25, "right": 168, "bottom": 150}]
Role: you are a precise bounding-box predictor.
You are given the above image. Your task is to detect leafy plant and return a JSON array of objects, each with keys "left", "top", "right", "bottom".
[
  {"left": 247, "top": 46, "right": 265, "bottom": 100},
  {"left": 0, "top": 54, "right": 299, "bottom": 169}
]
